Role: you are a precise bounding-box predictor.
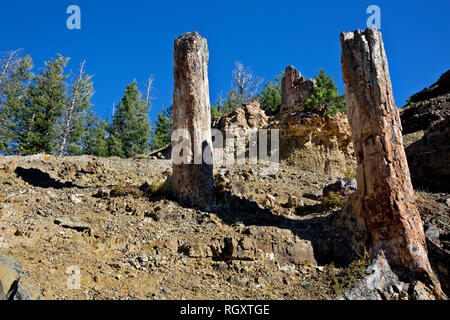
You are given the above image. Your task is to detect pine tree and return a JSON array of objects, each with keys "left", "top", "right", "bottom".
[
  {"left": 0, "top": 53, "right": 33, "bottom": 154},
  {"left": 108, "top": 81, "right": 151, "bottom": 158},
  {"left": 82, "top": 110, "right": 109, "bottom": 157},
  {"left": 257, "top": 72, "right": 283, "bottom": 115},
  {"left": 18, "top": 54, "right": 69, "bottom": 155},
  {"left": 303, "top": 69, "right": 346, "bottom": 116},
  {"left": 211, "top": 89, "right": 243, "bottom": 118},
  {"left": 56, "top": 61, "right": 94, "bottom": 156},
  {"left": 150, "top": 105, "right": 172, "bottom": 151}
]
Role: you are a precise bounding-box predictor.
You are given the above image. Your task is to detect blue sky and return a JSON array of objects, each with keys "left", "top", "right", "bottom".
[{"left": 1, "top": 0, "right": 449, "bottom": 123}]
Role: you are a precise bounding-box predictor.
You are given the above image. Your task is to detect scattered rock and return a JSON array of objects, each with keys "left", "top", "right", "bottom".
[
  {"left": 410, "top": 281, "right": 436, "bottom": 300},
  {"left": 284, "top": 193, "right": 302, "bottom": 208},
  {"left": 424, "top": 222, "right": 440, "bottom": 243},
  {"left": 0, "top": 254, "right": 40, "bottom": 300},
  {"left": 345, "top": 252, "right": 409, "bottom": 300},
  {"left": 70, "top": 194, "right": 82, "bottom": 204},
  {"left": 264, "top": 194, "right": 276, "bottom": 208},
  {"left": 323, "top": 178, "right": 357, "bottom": 197},
  {"left": 54, "top": 218, "right": 91, "bottom": 234}
]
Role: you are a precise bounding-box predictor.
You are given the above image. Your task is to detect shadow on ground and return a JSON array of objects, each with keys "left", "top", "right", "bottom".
[
  {"left": 14, "top": 167, "right": 84, "bottom": 189},
  {"left": 173, "top": 188, "right": 356, "bottom": 266}
]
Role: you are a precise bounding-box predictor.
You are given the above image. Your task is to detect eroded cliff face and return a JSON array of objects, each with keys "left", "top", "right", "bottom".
[
  {"left": 400, "top": 70, "right": 450, "bottom": 192},
  {"left": 273, "top": 112, "right": 356, "bottom": 177}
]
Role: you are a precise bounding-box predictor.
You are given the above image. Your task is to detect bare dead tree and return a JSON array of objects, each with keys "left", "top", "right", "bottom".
[
  {"left": 143, "top": 76, "right": 154, "bottom": 111},
  {"left": 57, "top": 61, "right": 94, "bottom": 157},
  {"left": 232, "top": 62, "right": 263, "bottom": 103},
  {"left": 0, "top": 49, "right": 22, "bottom": 87}
]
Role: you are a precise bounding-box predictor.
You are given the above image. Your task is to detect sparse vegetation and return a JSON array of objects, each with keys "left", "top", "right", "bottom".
[
  {"left": 321, "top": 192, "right": 347, "bottom": 208},
  {"left": 140, "top": 178, "right": 172, "bottom": 197},
  {"left": 344, "top": 170, "right": 356, "bottom": 180},
  {"left": 325, "top": 250, "right": 371, "bottom": 295},
  {"left": 110, "top": 184, "right": 144, "bottom": 198}
]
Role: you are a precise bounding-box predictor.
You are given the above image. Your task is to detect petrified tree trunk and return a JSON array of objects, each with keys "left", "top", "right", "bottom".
[
  {"left": 171, "top": 32, "right": 214, "bottom": 208},
  {"left": 280, "top": 66, "right": 315, "bottom": 114},
  {"left": 340, "top": 27, "right": 441, "bottom": 293}
]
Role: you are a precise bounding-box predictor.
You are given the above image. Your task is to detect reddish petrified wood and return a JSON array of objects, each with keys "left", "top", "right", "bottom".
[
  {"left": 340, "top": 27, "right": 442, "bottom": 295},
  {"left": 171, "top": 32, "right": 214, "bottom": 208}
]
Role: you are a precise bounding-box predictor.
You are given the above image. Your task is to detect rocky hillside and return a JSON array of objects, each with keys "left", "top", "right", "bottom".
[
  {"left": 0, "top": 154, "right": 448, "bottom": 299},
  {"left": 401, "top": 70, "right": 450, "bottom": 192}
]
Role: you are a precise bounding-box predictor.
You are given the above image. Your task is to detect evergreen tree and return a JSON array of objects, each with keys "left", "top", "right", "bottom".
[
  {"left": 108, "top": 81, "right": 151, "bottom": 158},
  {"left": 223, "top": 89, "right": 243, "bottom": 113},
  {"left": 56, "top": 61, "right": 94, "bottom": 156},
  {"left": 257, "top": 72, "right": 283, "bottom": 115},
  {"left": 303, "top": 69, "right": 346, "bottom": 116},
  {"left": 18, "top": 54, "right": 69, "bottom": 155},
  {"left": 82, "top": 110, "right": 109, "bottom": 157},
  {"left": 0, "top": 54, "right": 33, "bottom": 154},
  {"left": 150, "top": 105, "right": 172, "bottom": 150},
  {"left": 211, "top": 89, "right": 243, "bottom": 118}
]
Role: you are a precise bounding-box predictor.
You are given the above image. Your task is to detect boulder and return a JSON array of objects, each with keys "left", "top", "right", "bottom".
[
  {"left": 0, "top": 254, "right": 40, "bottom": 300},
  {"left": 345, "top": 252, "right": 409, "bottom": 300},
  {"left": 323, "top": 178, "right": 357, "bottom": 197}
]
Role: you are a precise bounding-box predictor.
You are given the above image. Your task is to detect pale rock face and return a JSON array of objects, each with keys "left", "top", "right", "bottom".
[
  {"left": 275, "top": 112, "right": 356, "bottom": 176},
  {"left": 340, "top": 27, "right": 441, "bottom": 296},
  {"left": 171, "top": 32, "right": 214, "bottom": 208}
]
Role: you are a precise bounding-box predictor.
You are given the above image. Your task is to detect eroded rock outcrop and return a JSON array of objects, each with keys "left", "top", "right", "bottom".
[
  {"left": 273, "top": 112, "right": 356, "bottom": 176},
  {"left": 171, "top": 32, "right": 214, "bottom": 208},
  {"left": 405, "top": 118, "right": 450, "bottom": 192},
  {"left": 280, "top": 66, "right": 315, "bottom": 114},
  {"left": 340, "top": 27, "right": 441, "bottom": 296},
  {"left": 400, "top": 70, "right": 450, "bottom": 192},
  {"left": 212, "top": 101, "right": 268, "bottom": 134}
]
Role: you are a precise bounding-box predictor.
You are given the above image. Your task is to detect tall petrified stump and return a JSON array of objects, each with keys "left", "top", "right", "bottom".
[
  {"left": 171, "top": 32, "right": 214, "bottom": 208},
  {"left": 340, "top": 28, "right": 441, "bottom": 293}
]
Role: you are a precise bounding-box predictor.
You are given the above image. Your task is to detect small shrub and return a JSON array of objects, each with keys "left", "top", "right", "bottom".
[
  {"left": 344, "top": 170, "right": 356, "bottom": 180},
  {"left": 140, "top": 178, "right": 172, "bottom": 197},
  {"left": 110, "top": 184, "right": 144, "bottom": 198},
  {"left": 321, "top": 192, "right": 347, "bottom": 208},
  {"left": 325, "top": 250, "right": 371, "bottom": 295}
]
